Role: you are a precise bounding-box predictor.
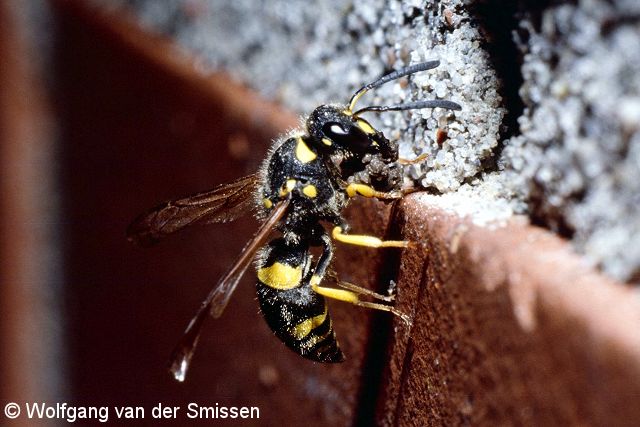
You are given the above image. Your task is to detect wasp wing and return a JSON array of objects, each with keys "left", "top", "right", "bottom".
[
  {"left": 127, "top": 174, "right": 260, "bottom": 246},
  {"left": 168, "top": 199, "right": 290, "bottom": 382}
]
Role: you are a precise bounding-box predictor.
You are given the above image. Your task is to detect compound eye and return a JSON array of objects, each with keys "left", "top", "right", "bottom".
[
  {"left": 322, "top": 122, "right": 347, "bottom": 138},
  {"left": 321, "top": 121, "right": 370, "bottom": 151}
]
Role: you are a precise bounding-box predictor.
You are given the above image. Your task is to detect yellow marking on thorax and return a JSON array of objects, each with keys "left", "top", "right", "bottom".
[
  {"left": 257, "top": 262, "right": 302, "bottom": 290},
  {"left": 263, "top": 198, "right": 273, "bottom": 209},
  {"left": 290, "top": 304, "right": 328, "bottom": 340},
  {"left": 321, "top": 138, "right": 332, "bottom": 146},
  {"left": 357, "top": 118, "right": 376, "bottom": 135},
  {"left": 295, "top": 137, "right": 317, "bottom": 163},
  {"left": 279, "top": 179, "right": 297, "bottom": 197},
  {"left": 302, "top": 184, "right": 318, "bottom": 198}
]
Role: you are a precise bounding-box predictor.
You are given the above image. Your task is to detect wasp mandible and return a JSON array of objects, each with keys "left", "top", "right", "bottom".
[{"left": 127, "top": 60, "right": 461, "bottom": 381}]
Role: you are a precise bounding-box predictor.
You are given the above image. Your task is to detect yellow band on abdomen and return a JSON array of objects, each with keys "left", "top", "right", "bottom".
[
  {"left": 257, "top": 262, "right": 302, "bottom": 290},
  {"left": 290, "top": 305, "right": 328, "bottom": 340}
]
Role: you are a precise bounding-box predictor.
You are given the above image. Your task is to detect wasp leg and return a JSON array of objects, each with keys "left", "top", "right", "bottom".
[
  {"left": 354, "top": 301, "right": 412, "bottom": 326},
  {"left": 326, "top": 271, "right": 394, "bottom": 302},
  {"left": 308, "top": 230, "right": 334, "bottom": 289},
  {"left": 332, "top": 226, "right": 409, "bottom": 248},
  {"left": 346, "top": 183, "right": 402, "bottom": 200},
  {"left": 311, "top": 283, "right": 411, "bottom": 326},
  {"left": 346, "top": 181, "right": 420, "bottom": 197},
  {"left": 309, "top": 230, "right": 411, "bottom": 325},
  {"left": 310, "top": 231, "right": 397, "bottom": 298}
]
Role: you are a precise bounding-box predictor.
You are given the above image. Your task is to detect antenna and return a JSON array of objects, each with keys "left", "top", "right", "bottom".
[
  {"left": 348, "top": 60, "right": 441, "bottom": 112},
  {"left": 353, "top": 100, "right": 461, "bottom": 116}
]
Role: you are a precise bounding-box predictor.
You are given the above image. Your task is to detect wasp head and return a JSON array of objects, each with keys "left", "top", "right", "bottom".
[{"left": 306, "top": 105, "right": 383, "bottom": 157}]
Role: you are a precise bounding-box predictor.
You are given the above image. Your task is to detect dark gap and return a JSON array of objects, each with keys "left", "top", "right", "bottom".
[
  {"left": 513, "top": 0, "right": 577, "bottom": 239},
  {"left": 352, "top": 203, "right": 407, "bottom": 426},
  {"left": 467, "top": 1, "right": 526, "bottom": 169},
  {"left": 528, "top": 178, "right": 578, "bottom": 238}
]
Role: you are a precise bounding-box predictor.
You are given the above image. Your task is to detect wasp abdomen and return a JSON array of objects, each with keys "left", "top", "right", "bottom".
[{"left": 256, "top": 239, "right": 344, "bottom": 363}]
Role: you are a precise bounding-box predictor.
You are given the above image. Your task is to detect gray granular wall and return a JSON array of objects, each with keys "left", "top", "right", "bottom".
[
  {"left": 499, "top": 0, "right": 640, "bottom": 282},
  {"left": 97, "top": 0, "right": 640, "bottom": 283},
  {"left": 98, "top": 0, "right": 505, "bottom": 193}
]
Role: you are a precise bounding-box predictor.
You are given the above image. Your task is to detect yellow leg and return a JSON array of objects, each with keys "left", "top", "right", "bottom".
[
  {"left": 332, "top": 226, "right": 409, "bottom": 248},
  {"left": 312, "top": 284, "right": 359, "bottom": 303},
  {"left": 346, "top": 183, "right": 402, "bottom": 200},
  {"left": 312, "top": 283, "right": 411, "bottom": 326}
]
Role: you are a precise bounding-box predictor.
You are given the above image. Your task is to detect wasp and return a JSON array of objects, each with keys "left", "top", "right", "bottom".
[{"left": 127, "top": 60, "right": 461, "bottom": 382}]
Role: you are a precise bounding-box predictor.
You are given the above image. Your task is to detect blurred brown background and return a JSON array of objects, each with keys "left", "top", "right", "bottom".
[
  {"left": 0, "top": 2, "right": 393, "bottom": 426},
  {"left": 3, "top": 2, "right": 640, "bottom": 427}
]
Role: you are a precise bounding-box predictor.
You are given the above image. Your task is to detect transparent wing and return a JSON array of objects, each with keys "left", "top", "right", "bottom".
[
  {"left": 168, "top": 199, "right": 290, "bottom": 382},
  {"left": 127, "top": 174, "right": 260, "bottom": 246}
]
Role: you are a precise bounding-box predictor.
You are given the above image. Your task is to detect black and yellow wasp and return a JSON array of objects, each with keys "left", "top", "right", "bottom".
[{"left": 127, "top": 60, "right": 460, "bottom": 381}]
